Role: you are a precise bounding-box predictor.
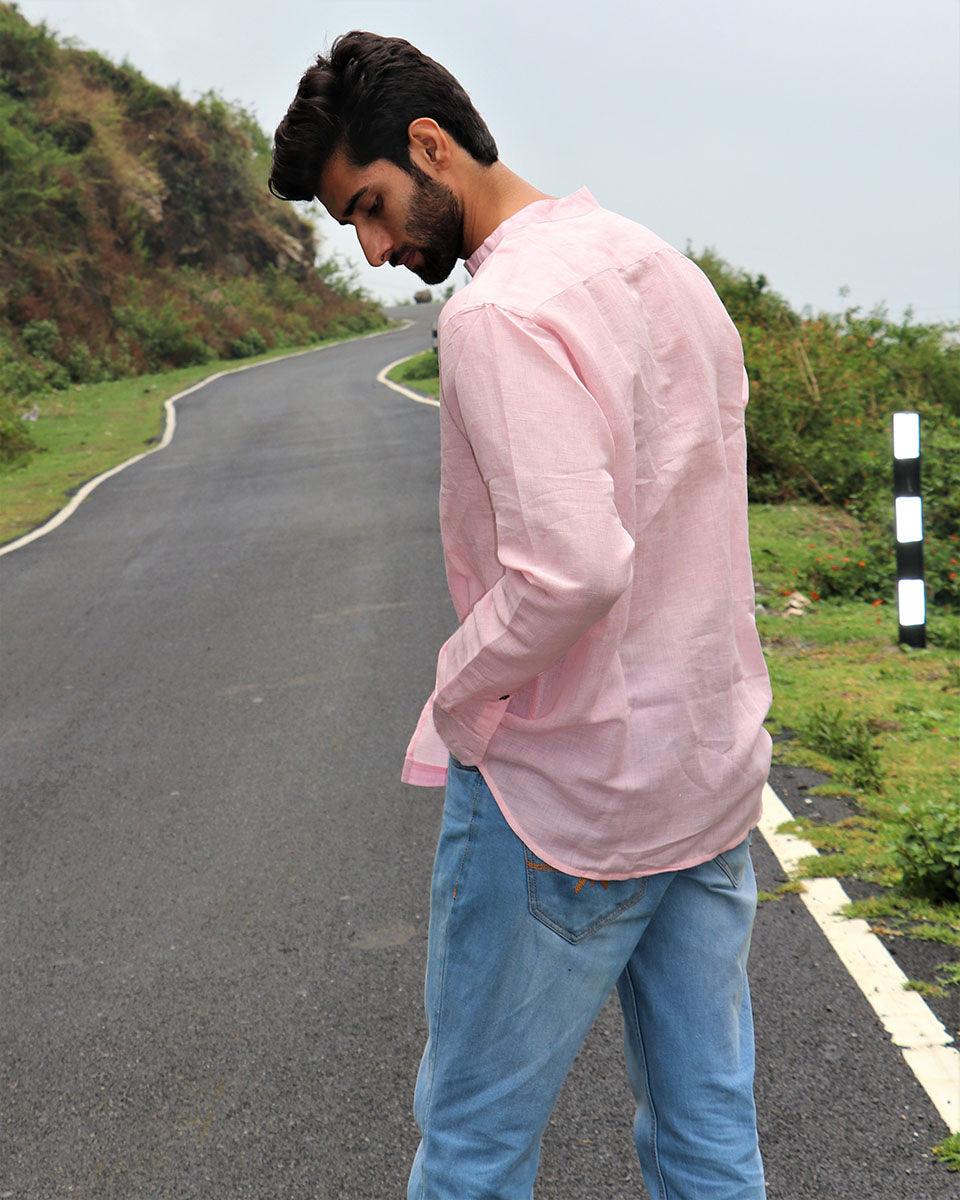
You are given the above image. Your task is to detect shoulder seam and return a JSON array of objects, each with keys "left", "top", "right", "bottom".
[
  {"left": 441, "top": 301, "right": 543, "bottom": 338},
  {"left": 446, "top": 244, "right": 684, "bottom": 332}
]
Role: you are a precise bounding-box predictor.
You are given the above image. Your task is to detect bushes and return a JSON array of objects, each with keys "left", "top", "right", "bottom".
[
  {"left": 20, "top": 317, "right": 59, "bottom": 357},
  {"left": 690, "top": 249, "right": 960, "bottom": 609},
  {"left": 0, "top": 3, "right": 56, "bottom": 100},
  {"left": 796, "top": 702, "right": 884, "bottom": 793},
  {"left": 0, "top": 402, "right": 40, "bottom": 464},
  {"left": 113, "top": 302, "right": 214, "bottom": 370},
  {"left": 790, "top": 699, "right": 959, "bottom": 905},
  {"left": 892, "top": 798, "right": 960, "bottom": 904},
  {"left": 0, "top": 92, "right": 76, "bottom": 246},
  {"left": 737, "top": 306, "right": 958, "bottom": 512},
  {"left": 0, "top": 326, "right": 69, "bottom": 395},
  {"left": 316, "top": 310, "right": 381, "bottom": 340},
  {"left": 73, "top": 46, "right": 182, "bottom": 119},
  {"left": 228, "top": 328, "right": 267, "bottom": 358},
  {"left": 62, "top": 340, "right": 107, "bottom": 383}
]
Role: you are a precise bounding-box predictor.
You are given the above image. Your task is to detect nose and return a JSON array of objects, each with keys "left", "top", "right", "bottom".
[{"left": 357, "top": 226, "right": 394, "bottom": 268}]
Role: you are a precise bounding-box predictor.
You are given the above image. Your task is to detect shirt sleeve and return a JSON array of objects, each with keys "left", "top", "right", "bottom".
[{"left": 431, "top": 303, "right": 635, "bottom": 766}]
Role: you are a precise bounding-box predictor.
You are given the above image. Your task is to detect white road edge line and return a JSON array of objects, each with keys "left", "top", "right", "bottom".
[
  {"left": 0, "top": 319, "right": 417, "bottom": 558},
  {"left": 376, "top": 356, "right": 440, "bottom": 407},
  {"left": 759, "top": 780, "right": 959, "bottom": 1133},
  {"left": 380, "top": 350, "right": 960, "bottom": 1136}
]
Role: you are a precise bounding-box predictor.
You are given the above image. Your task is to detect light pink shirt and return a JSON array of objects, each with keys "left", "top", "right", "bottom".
[{"left": 400, "top": 185, "right": 773, "bottom": 880}]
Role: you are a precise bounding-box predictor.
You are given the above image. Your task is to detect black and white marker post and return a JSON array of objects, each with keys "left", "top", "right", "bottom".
[{"left": 891, "top": 411, "right": 926, "bottom": 649}]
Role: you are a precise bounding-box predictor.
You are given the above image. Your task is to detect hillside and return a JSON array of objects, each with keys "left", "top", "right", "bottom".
[{"left": 0, "top": 2, "right": 384, "bottom": 420}]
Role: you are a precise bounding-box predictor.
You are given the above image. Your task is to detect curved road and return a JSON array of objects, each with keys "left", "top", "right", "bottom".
[{"left": 0, "top": 303, "right": 953, "bottom": 1198}]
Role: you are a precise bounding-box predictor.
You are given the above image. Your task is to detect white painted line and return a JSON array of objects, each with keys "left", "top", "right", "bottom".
[
  {"left": 376, "top": 355, "right": 440, "bottom": 407},
  {"left": 0, "top": 319, "right": 417, "bottom": 558},
  {"left": 759, "top": 780, "right": 959, "bottom": 1132},
  {"left": 379, "top": 358, "right": 960, "bottom": 1133}
]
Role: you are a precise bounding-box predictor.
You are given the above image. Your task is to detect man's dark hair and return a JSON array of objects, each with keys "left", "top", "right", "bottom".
[{"left": 269, "top": 31, "right": 499, "bottom": 202}]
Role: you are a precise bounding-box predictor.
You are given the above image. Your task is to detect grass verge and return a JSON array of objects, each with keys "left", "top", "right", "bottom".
[{"left": 386, "top": 349, "right": 440, "bottom": 399}]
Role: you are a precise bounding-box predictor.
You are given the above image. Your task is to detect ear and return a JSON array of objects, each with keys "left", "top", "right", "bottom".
[{"left": 408, "top": 117, "right": 447, "bottom": 166}]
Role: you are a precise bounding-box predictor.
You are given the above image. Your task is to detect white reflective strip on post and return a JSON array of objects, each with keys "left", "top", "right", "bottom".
[
  {"left": 894, "top": 495, "right": 923, "bottom": 543},
  {"left": 892, "top": 411, "right": 920, "bottom": 459},
  {"left": 897, "top": 578, "right": 926, "bottom": 627}
]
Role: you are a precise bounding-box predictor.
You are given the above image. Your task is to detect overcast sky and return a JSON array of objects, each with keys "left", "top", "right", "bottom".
[{"left": 17, "top": 0, "right": 960, "bottom": 323}]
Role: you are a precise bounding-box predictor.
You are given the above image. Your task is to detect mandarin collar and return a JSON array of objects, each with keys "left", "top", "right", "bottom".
[{"left": 463, "top": 185, "right": 599, "bottom": 277}]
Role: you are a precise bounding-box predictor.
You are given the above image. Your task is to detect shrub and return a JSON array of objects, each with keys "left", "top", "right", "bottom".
[
  {"left": 228, "top": 328, "right": 267, "bottom": 358},
  {"left": 63, "top": 341, "right": 104, "bottom": 383},
  {"left": 114, "top": 303, "right": 214, "bottom": 370},
  {"left": 926, "top": 607, "right": 960, "bottom": 651},
  {"left": 0, "top": 405, "right": 40, "bottom": 464},
  {"left": 0, "top": 3, "right": 57, "bottom": 100},
  {"left": 20, "top": 317, "right": 60, "bottom": 357},
  {"left": 892, "top": 798, "right": 960, "bottom": 904},
  {"left": 690, "top": 249, "right": 960, "bottom": 611},
  {"left": 796, "top": 701, "right": 884, "bottom": 793},
  {"left": 0, "top": 92, "right": 73, "bottom": 245},
  {"left": 0, "top": 355, "right": 48, "bottom": 397}
]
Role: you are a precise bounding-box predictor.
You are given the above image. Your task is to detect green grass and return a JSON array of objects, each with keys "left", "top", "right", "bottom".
[
  {"left": 386, "top": 349, "right": 440, "bottom": 399},
  {"left": 933, "top": 1130, "right": 960, "bottom": 1171},
  {"left": 736, "top": 525, "right": 960, "bottom": 971},
  {"left": 0, "top": 320, "right": 401, "bottom": 546},
  {"left": 757, "top": 881, "right": 808, "bottom": 904}
]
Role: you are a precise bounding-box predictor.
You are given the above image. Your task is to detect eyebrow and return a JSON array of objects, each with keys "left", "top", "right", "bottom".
[{"left": 337, "top": 186, "right": 371, "bottom": 225}]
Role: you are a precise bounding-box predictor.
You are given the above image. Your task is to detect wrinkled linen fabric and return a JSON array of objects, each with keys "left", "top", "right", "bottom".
[{"left": 401, "top": 186, "right": 773, "bottom": 880}]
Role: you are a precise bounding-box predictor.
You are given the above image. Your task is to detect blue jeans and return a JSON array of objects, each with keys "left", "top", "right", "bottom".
[{"left": 407, "top": 753, "right": 766, "bottom": 1200}]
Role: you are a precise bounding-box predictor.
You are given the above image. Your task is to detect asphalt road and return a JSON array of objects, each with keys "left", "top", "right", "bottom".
[{"left": 1, "top": 302, "right": 954, "bottom": 1198}]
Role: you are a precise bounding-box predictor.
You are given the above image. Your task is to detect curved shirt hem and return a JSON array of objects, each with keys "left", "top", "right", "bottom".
[{"left": 478, "top": 763, "right": 766, "bottom": 881}]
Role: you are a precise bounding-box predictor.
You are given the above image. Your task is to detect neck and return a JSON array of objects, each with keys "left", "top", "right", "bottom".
[{"left": 461, "top": 161, "right": 554, "bottom": 259}]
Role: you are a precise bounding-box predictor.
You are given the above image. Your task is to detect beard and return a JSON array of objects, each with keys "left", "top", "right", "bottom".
[{"left": 401, "top": 160, "right": 465, "bottom": 285}]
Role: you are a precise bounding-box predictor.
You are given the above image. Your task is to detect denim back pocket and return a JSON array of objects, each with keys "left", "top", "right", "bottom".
[
  {"left": 524, "top": 845, "right": 648, "bottom": 944},
  {"left": 712, "top": 828, "right": 754, "bottom": 889}
]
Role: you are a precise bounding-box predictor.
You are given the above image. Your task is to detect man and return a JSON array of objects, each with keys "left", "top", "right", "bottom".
[{"left": 271, "top": 30, "right": 773, "bottom": 1200}]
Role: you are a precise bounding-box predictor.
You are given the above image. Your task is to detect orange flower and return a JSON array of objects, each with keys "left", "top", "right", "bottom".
[
  {"left": 810, "top": 591, "right": 821, "bottom": 601},
  {"left": 858, "top": 560, "right": 866, "bottom": 567},
  {"left": 871, "top": 598, "right": 884, "bottom": 606}
]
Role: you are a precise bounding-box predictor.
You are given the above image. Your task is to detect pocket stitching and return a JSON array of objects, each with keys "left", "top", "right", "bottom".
[
  {"left": 524, "top": 850, "right": 648, "bottom": 944},
  {"left": 714, "top": 851, "right": 741, "bottom": 889}
]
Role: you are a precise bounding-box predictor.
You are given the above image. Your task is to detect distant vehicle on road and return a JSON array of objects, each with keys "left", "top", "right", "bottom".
[{"left": 413, "top": 288, "right": 433, "bottom": 304}]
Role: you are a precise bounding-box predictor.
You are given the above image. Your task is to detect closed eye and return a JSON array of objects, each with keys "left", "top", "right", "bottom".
[{"left": 368, "top": 197, "right": 382, "bottom": 217}]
